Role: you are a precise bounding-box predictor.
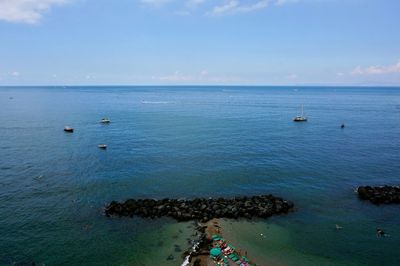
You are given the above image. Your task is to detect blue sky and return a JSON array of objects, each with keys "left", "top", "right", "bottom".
[{"left": 0, "top": 0, "right": 400, "bottom": 85}]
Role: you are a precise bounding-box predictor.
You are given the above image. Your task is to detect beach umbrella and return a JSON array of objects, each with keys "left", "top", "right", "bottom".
[
  {"left": 212, "top": 234, "right": 221, "bottom": 240},
  {"left": 210, "top": 248, "right": 222, "bottom": 257},
  {"left": 228, "top": 244, "right": 236, "bottom": 250}
]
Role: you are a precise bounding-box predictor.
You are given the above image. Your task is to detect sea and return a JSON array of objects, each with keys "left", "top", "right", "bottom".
[{"left": 0, "top": 86, "right": 399, "bottom": 266}]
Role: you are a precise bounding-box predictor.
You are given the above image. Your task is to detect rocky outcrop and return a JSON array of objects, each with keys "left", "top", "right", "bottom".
[
  {"left": 357, "top": 186, "right": 400, "bottom": 204},
  {"left": 105, "top": 194, "right": 294, "bottom": 222}
]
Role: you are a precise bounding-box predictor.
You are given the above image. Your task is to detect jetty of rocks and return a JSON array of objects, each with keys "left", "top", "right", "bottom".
[
  {"left": 105, "top": 194, "right": 294, "bottom": 222},
  {"left": 357, "top": 186, "right": 400, "bottom": 204}
]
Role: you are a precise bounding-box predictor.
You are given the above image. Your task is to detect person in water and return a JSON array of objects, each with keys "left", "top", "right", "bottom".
[{"left": 376, "top": 228, "right": 387, "bottom": 237}]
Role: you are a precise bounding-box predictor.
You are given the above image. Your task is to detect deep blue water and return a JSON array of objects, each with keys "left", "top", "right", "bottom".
[{"left": 1, "top": 86, "right": 400, "bottom": 265}]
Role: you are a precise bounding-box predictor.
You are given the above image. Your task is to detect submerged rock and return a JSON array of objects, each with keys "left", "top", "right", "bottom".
[
  {"left": 174, "top": 245, "right": 182, "bottom": 252},
  {"left": 105, "top": 194, "right": 294, "bottom": 222},
  {"left": 357, "top": 186, "right": 400, "bottom": 204}
]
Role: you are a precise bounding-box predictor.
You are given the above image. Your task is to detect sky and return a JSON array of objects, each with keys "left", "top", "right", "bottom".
[{"left": 0, "top": 0, "right": 400, "bottom": 86}]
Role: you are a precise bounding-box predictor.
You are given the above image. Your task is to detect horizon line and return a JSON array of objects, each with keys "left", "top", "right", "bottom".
[{"left": 1, "top": 84, "right": 400, "bottom": 88}]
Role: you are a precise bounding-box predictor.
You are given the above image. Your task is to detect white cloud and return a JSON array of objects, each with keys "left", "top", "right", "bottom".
[
  {"left": 140, "top": 0, "right": 172, "bottom": 7},
  {"left": 211, "top": 1, "right": 238, "bottom": 15},
  {"left": 286, "top": 73, "right": 298, "bottom": 79},
  {"left": 85, "top": 74, "right": 97, "bottom": 80},
  {"left": 351, "top": 61, "right": 400, "bottom": 75},
  {"left": 138, "top": 0, "right": 296, "bottom": 16},
  {"left": 153, "top": 71, "right": 194, "bottom": 82},
  {"left": 0, "top": 0, "right": 69, "bottom": 24},
  {"left": 209, "top": 0, "right": 295, "bottom": 16},
  {"left": 211, "top": 0, "right": 269, "bottom": 16},
  {"left": 0, "top": 70, "right": 20, "bottom": 79},
  {"left": 151, "top": 70, "right": 237, "bottom": 83},
  {"left": 186, "top": 0, "right": 206, "bottom": 8},
  {"left": 238, "top": 0, "right": 269, "bottom": 12},
  {"left": 275, "top": 0, "right": 298, "bottom": 6},
  {"left": 11, "top": 71, "right": 20, "bottom": 77}
]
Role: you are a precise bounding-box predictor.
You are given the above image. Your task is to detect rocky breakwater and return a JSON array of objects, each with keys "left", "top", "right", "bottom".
[
  {"left": 105, "top": 194, "right": 294, "bottom": 222},
  {"left": 357, "top": 186, "right": 400, "bottom": 204}
]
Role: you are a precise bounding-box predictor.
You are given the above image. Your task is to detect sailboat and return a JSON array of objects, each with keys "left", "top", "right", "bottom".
[{"left": 293, "top": 105, "right": 307, "bottom": 122}]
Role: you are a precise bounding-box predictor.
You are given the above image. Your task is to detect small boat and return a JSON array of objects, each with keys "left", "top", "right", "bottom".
[
  {"left": 341, "top": 124, "right": 345, "bottom": 128},
  {"left": 293, "top": 105, "right": 307, "bottom": 122},
  {"left": 64, "top": 126, "right": 74, "bottom": 132},
  {"left": 98, "top": 144, "right": 107, "bottom": 149},
  {"left": 100, "top": 118, "right": 111, "bottom": 124}
]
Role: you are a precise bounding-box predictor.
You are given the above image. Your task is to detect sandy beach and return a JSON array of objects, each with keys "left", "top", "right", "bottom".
[{"left": 187, "top": 218, "right": 269, "bottom": 266}]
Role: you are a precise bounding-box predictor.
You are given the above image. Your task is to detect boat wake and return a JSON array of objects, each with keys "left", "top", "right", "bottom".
[{"left": 141, "top": 100, "right": 172, "bottom": 104}]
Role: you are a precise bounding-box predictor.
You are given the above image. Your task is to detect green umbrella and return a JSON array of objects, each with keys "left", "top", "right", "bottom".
[
  {"left": 212, "top": 234, "right": 221, "bottom": 241},
  {"left": 210, "top": 248, "right": 222, "bottom": 257}
]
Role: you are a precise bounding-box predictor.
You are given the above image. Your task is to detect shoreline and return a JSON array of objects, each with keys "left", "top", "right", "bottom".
[{"left": 105, "top": 195, "right": 295, "bottom": 266}]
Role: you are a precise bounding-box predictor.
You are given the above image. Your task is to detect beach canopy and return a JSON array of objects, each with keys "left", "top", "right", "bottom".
[
  {"left": 212, "top": 234, "right": 221, "bottom": 240},
  {"left": 210, "top": 248, "right": 222, "bottom": 257}
]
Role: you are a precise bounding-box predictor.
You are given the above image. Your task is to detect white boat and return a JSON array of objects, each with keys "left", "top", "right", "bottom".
[
  {"left": 64, "top": 126, "right": 74, "bottom": 132},
  {"left": 293, "top": 105, "right": 307, "bottom": 122},
  {"left": 98, "top": 144, "right": 107, "bottom": 149},
  {"left": 100, "top": 118, "right": 111, "bottom": 124}
]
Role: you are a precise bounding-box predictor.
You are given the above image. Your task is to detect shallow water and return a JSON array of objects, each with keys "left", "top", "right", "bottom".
[{"left": 1, "top": 86, "right": 399, "bottom": 265}]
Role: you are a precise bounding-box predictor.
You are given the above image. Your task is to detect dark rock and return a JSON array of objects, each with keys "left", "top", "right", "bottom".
[
  {"left": 357, "top": 186, "right": 400, "bottom": 204},
  {"left": 105, "top": 194, "right": 294, "bottom": 222}
]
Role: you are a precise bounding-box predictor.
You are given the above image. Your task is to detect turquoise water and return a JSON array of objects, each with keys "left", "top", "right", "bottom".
[{"left": 1, "top": 86, "right": 399, "bottom": 265}]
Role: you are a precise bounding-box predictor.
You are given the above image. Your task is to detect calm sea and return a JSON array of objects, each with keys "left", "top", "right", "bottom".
[{"left": 1, "top": 86, "right": 399, "bottom": 265}]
